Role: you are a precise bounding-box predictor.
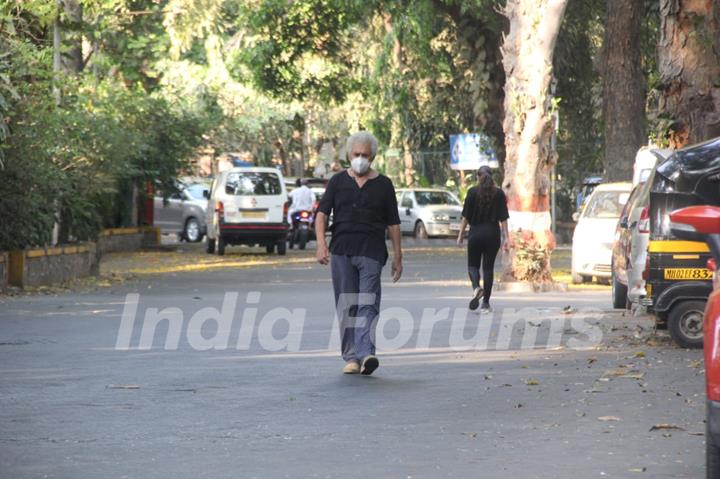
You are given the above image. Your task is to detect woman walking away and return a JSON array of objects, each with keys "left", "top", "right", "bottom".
[{"left": 456, "top": 166, "right": 512, "bottom": 313}]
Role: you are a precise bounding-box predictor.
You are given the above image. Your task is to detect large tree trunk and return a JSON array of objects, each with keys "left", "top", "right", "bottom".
[
  {"left": 658, "top": 0, "right": 720, "bottom": 146},
  {"left": 501, "top": 0, "right": 568, "bottom": 283},
  {"left": 60, "top": 0, "right": 83, "bottom": 73},
  {"left": 602, "top": 0, "right": 645, "bottom": 181}
]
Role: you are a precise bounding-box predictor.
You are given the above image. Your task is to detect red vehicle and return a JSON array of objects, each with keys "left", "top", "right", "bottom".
[{"left": 669, "top": 205, "right": 720, "bottom": 476}]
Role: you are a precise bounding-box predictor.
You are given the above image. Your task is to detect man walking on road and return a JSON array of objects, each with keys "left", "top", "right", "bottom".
[{"left": 315, "top": 131, "right": 403, "bottom": 376}]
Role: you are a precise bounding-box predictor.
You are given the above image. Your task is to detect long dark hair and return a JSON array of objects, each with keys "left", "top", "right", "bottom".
[{"left": 476, "top": 166, "right": 496, "bottom": 210}]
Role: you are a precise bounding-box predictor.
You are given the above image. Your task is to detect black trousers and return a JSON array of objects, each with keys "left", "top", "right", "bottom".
[{"left": 467, "top": 224, "right": 501, "bottom": 304}]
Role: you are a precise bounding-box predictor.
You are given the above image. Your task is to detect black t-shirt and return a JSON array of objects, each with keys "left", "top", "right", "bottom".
[
  {"left": 318, "top": 171, "right": 401, "bottom": 264},
  {"left": 461, "top": 186, "right": 510, "bottom": 225}
]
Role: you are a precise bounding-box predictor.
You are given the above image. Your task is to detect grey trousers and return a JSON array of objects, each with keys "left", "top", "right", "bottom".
[{"left": 331, "top": 254, "right": 383, "bottom": 362}]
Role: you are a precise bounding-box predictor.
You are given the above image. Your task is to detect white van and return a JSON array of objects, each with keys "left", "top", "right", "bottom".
[
  {"left": 571, "top": 182, "right": 632, "bottom": 284},
  {"left": 204, "top": 167, "right": 289, "bottom": 255}
]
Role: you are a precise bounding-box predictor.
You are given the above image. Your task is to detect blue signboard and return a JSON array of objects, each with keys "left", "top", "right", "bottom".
[{"left": 449, "top": 133, "right": 499, "bottom": 170}]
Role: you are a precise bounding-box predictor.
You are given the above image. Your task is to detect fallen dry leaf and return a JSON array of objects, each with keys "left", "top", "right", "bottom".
[
  {"left": 649, "top": 424, "right": 685, "bottom": 432},
  {"left": 526, "top": 379, "right": 540, "bottom": 386},
  {"left": 598, "top": 416, "right": 621, "bottom": 422}
]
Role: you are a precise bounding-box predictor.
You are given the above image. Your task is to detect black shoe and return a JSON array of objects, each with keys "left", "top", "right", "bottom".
[
  {"left": 469, "top": 287, "right": 483, "bottom": 311},
  {"left": 361, "top": 355, "right": 379, "bottom": 375},
  {"left": 480, "top": 302, "right": 493, "bottom": 314}
]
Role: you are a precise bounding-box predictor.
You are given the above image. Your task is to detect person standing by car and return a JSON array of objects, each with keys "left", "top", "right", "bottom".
[
  {"left": 315, "top": 131, "right": 403, "bottom": 376},
  {"left": 287, "top": 178, "right": 315, "bottom": 223},
  {"left": 456, "top": 166, "right": 511, "bottom": 313}
]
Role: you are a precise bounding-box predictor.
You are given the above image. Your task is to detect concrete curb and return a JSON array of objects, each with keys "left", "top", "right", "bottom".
[{"left": 3, "top": 226, "right": 161, "bottom": 289}]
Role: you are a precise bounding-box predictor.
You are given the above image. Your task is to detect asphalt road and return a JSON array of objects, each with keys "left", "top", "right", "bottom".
[{"left": 0, "top": 242, "right": 706, "bottom": 478}]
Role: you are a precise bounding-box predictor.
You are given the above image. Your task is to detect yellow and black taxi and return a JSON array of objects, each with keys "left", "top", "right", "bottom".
[{"left": 644, "top": 137, "right": 720, "bottom": 348}]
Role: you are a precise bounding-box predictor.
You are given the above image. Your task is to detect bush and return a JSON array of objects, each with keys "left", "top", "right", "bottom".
[{"left": 0, "top": 79, "right": 207, "bottom": 250}]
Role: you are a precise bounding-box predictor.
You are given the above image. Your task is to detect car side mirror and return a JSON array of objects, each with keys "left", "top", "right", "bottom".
[
  {"left": 405, "top": 207, "right": 412, "bottom": 216},
  {"left": 619, "top": 217, "right": 629, "bottom": 229},
  {"left": 572, "top": 212, "right": 579, "bottom": 222},
  {"left": 203, "top": 189, "right": 210, "bottom": 199}
]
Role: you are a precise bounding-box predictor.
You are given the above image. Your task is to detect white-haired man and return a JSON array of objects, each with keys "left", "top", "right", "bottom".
[{"left": 316, "top": 131, "right": 403, "bottom": 376}]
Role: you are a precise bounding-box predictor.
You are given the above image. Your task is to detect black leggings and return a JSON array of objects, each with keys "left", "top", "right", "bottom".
[{"left": 467, "top": 224, "right": 501, "bottom": 304}]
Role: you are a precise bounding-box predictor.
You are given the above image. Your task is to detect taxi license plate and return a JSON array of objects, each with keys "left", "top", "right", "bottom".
[
  {"left": 663, "top": 268, "right": 713, "bottom": 280},
  {"left": 241, "top": 211, "right": 266, "bottom": 219},
  {"left": 449, "top": 223, "right": 460, "bottom": 231}
]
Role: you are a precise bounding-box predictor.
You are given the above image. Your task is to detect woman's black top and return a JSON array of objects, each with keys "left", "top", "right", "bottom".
[{"left": 461, "top": 186, "right": 510, "bottom": 225}]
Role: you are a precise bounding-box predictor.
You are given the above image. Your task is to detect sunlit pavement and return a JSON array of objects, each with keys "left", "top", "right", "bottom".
[{"left": 0, "top": 241, "right": 704, "bottom": 478}]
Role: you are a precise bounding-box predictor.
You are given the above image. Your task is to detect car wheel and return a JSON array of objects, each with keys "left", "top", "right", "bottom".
[
  {"left": 708, "top": 420, "right": 720, "bottom": 478},
  {"left": 668, "top": 300, "right": 705, "bottom": 349},
  {"left": 184, "top": 217, "right": 202, "bottom": 243},
  {"left": 206, "top": 237, "right": 215, "bottom": 254},
  {"left": 298, "top": 229, "right": 308, "bottom": 250},
  {"left": 266, "top": 243, "right": 275, "bottom": 254},
  {"left": 277, "top": 239, "right": 287, "bottom": 256},
  {"left": 611, "top": 272, "right": 628, "bottom": 309},
  {"left": 571, "top": 269, "right": 583, "bottom": 284},
  {"left": 414, "top": 221, "right": 428, "bottom": 239},
  {"left": 217, "top": 236, "right": 226, "bottom": 256}
]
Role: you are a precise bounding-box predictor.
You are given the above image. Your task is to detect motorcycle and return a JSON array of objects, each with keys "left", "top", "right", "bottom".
[{"left": 289, "top": 210, "right": 314, "bottom": 250}]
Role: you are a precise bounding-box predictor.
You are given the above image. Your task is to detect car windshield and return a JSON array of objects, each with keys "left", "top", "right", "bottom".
[
  {"left": 226, "top": 172, "right": 282, "bottom": 196},
  {"left": 414, "top": 191, "right": 460, "bottom": 206},
  {"left": 185, "top": 183, "right": 209, "bottom": 200},
  {"left": 583, "top": 191, "right": 629, "bottom": 219}
]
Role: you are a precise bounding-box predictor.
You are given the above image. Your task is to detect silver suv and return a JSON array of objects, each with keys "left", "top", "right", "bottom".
[{"left": 153, "top": 182, "right": 209, "bottom": 242}]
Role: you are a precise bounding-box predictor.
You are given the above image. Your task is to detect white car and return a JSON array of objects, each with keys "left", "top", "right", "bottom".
[
  {"left": 396, "top": 188, "right": 463, "bottom": 238},
  {"left": 572, "top": 182, "right": 632, "bottom": 284},
  {"left": 204, "top": 167, "right": 289, "bottom": 255}
]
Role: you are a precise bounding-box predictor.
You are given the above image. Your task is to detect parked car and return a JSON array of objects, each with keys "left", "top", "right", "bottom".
[
  {"left": 575, "top": 175, "right": 603, "bottom": 211},
  {"left": 611, "top": 182, "right": 647, "bottom": 308},
  {"left": 204, "top": 166, "right": 289, "bottom": 256},
  {"left": 611, "top": 149, "right": 673, "bottom": 309},
  {"left": 153, "top": 181, "right": 209, "bottom": 242},
  {"left": 571, "top": 182, "right": 632, "bottom": 284},
  {"left": 395, "top": 188, "right": 463, "bottom": 238},
  {"left": 644, "top": 137, "right": 720, "bottom": 347},
  {"left": 667, "top": 205, "right": 720, "bottom": 474},
  {"left": 633, "top": 147, "right": 672, "bottom": 185}
]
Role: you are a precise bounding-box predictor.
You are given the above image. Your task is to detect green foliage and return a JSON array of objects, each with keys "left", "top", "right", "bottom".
[
  {"left": 0, "top": 1, "right": 208, "bottom": 250},
  {"left": 237, "top": 0, "right": 365, "bottom": 103},
  {"left": 553, "top": 0, "right": 604, "bottom": 219}
]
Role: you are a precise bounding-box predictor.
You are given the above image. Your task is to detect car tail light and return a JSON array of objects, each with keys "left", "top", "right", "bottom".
[
  {"left": 638, "top": 207, "right": 649, "bottom": 233},
  {"left": 709, "top": 258, "right": 717, "bottom": 272},
  {"left": 215, "top": 201, "right": 224, "bottom": 219},
  {"left": 283, "top": 201, "right": 289, "bottom": 220},
  {"left": 642, "top": 254, "right": 650, "bottom": 280}
]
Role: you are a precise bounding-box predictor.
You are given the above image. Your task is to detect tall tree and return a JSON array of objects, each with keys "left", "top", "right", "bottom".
[
  {"left": 501, "top": 0, "right": 568, "bottom": 283},
  {"left": 601, "top": 0, "right": 645, "bottom": 181},
  {"left": 657, "top": 0, "right": 720, "bottom": 146}
]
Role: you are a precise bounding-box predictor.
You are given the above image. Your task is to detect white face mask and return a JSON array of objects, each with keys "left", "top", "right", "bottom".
[{"left": 351, "top": 156, "right": 370, "bottom": 175}]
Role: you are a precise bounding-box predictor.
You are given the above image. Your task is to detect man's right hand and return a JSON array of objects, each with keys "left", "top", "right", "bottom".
[{"left": 316, "top": 241, "right": 330, "bottom": 265}]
